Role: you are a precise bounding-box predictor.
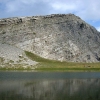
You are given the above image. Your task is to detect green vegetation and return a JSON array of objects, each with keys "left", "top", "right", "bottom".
[
  {"left": 33, "top": 32, "right": 36, "bottom": 35},
  {"left": 1, "top": 30, "right": 6, "bottom": 34},
  {"left": 0, "top": 51, "right": 100, "bottom": 71},
  {"left": 25, "top": 51, "right": 100, "bottom": 71}
]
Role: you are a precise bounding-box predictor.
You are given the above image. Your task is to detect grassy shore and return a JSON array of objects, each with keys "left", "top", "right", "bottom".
[
  {"left": 25, "top": 51, "right": 100, "bottom": 71},
  {"left": 0, "top": 51, "right": 100, "bottom": 71}
]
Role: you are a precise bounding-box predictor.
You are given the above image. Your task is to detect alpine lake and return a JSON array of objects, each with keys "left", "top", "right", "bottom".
[{"left": 0, "top": 71, "right": 100, "bottom": 100}]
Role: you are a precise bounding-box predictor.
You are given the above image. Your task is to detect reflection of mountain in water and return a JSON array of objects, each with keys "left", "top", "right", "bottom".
[{"left": 0, "top": 79, "right": 100, "bottom": 100}]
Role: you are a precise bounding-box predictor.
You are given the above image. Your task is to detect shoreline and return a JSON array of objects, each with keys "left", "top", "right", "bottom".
[{"left": 0, "top": 67, "right": 100, "bottom": 72}]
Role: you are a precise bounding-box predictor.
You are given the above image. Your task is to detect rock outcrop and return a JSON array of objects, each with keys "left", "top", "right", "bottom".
[
  {"left": 0, "top": 43, "right": 37, "bottom": 68},
  {"left": 0, "top": 14, "right": 100, "bottom": 63}
]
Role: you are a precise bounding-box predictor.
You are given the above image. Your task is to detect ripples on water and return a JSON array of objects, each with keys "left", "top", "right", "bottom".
[{"left": 0, "top": 72, "right": 100, "bottom": 100}]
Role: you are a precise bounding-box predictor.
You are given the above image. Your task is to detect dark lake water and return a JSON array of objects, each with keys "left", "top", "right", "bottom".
[{"left": 0, "top": 72, "right": 100, "bottom": 100}]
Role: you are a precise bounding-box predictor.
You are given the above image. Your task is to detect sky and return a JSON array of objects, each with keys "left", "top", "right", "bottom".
[{"left": 0, "top": 0, "right": 100, "bottom": 31}]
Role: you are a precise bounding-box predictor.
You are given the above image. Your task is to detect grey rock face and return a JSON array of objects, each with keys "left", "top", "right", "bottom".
[
  {"left": 0, "top": 43, "right": 37, "bottom": 68},
  {"left": 0, "top": 14, "right": 100, "bottom": 62}
]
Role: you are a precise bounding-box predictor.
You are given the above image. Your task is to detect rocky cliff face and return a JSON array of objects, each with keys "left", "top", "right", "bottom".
[{"left": 0, "top": 14, "right": 100, "bottom": 63}]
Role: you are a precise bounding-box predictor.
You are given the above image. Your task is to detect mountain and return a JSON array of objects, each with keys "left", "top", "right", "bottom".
[{"left": 0, "top": 14, "right": 100, "bottom": 68}]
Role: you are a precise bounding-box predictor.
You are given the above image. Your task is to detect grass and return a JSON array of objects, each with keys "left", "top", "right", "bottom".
[
  {"left": 0, "top": 65, "right": 34, "bottom": 71},
  {"left": 25, "top": 51, "right": 100, "bottom": 71},
  {"left": 0, "top": 51, "right": 100, "bottom": 71}
]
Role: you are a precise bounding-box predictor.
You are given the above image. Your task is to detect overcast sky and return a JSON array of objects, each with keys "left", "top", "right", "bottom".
[{"left": 0, "top": 0, "right": 100, "bottom": 31}]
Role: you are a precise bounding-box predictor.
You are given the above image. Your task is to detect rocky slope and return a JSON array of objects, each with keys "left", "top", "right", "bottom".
[
  {"left": 0, "top": 14, "right": 100, "bottom": 65},
  {"left": 0, "top": 43, "right": 37, "bottom": 69}
]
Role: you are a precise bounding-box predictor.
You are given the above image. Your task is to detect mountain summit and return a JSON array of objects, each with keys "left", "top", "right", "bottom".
[{"left": 0, "top": 14, "right": 100, "bottom": 65}]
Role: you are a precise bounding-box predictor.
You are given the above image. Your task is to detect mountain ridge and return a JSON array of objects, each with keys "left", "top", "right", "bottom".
[{"left": 0, "top": 14, "right": 100, "bottom": 69}]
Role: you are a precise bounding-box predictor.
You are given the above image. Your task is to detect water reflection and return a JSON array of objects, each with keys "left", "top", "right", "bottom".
[{"left": 0, "top": 72, "right": 100, "bottom": 100}]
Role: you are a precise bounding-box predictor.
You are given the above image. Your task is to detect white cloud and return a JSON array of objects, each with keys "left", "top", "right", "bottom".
[
  {"left": 51, "top": 2, "right": 76, "bottom": 11},
  {"left": 0, "top": 0, "right": 100, "bottom": 22},
  {"left": 5, "top": 0, "right": 36, "bottom": 13},
  {"left": 96, "top": 27, "right": 100, "bottom": 32},
  {"left": 0, "top": 0, "right": 100, "bottom": 31},
  {"left": 45, "top": 0, "right": 100, "bottom": 21},
  {"left": 6, "top": 1, "right": 19, "bottom": 12},
  {"left": 20, "top": 0, "right": 37, "bottom": 5},
  {"left": 76, "top": 0, "right": 100, "bottom": 21}
]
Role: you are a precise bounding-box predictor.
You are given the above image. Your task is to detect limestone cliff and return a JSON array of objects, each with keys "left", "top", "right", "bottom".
[{"left": 0, "top": 14, "right": 100, "bottom": 63}]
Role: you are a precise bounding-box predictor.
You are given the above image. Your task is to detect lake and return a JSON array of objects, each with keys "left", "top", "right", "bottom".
[{"left": 0, "top": 72, "right": 100, "bottom": 100}]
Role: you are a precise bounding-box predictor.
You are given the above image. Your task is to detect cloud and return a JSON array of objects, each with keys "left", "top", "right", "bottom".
[
  {"left": 51, "top": 2, "right": 76, "bottom": 11},
  {"left": 0, "top": 0, "right": 100, "bottom": 30},
  {"left": 76, "top": 0, "right": 100, "bottom": 21},
  {"left": 96, "top": 27, "right": 100, "bottom": 32},
  {"left": 5, "top": 0, "right": 36, "bottom": 13},
  {"left": 0, "top": 0, "right": 50, "bottom": 18},
  {"left": 20, "top": 0, "right": 36, "bottom": 4},
  {"left": 6, "top": 1, "right": 19, "bottom": 13},
  {"left": 48, "top": 0, "right": 100, "bottom": 21},
  {"left": 0, "top": 0, "right": 100, "bottom": 20}
]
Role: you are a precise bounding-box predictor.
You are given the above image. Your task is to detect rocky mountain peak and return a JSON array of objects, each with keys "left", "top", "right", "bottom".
[{"left": 0, "top": 13, "right": 100, "bottom": 63}]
